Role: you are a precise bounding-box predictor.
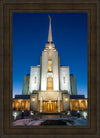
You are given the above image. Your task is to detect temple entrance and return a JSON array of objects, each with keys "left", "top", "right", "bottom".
[
  {"left": 38, "top": 100, "right": 63, "bottom": 113},
  {"left": 43, "top": 101, "right": 58, "bottom": 113}
]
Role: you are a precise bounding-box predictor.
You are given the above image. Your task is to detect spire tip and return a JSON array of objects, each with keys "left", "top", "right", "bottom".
[{"left": 48, "top": 15, "right": 51, "bottom": 22}]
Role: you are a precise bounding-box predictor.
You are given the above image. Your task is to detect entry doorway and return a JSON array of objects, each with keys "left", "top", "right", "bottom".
[
  {"left": 43, "top": 101, "right": 58, "bottom": 112},
  {"left": 38, "top": 100, "right": 63, "bottom": 113}
]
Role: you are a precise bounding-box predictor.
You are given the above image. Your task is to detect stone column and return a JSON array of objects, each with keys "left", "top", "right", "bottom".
[
  {"left": 40, "top": 97, "right": 43, "bottom": 112},
  {"left": 58, "top": 97, "right": 60, "bottom": 112}
]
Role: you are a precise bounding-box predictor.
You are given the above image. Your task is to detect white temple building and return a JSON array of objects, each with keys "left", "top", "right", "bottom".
[{"left": 22, "top": 17, "right": 77, "bottom": 113}]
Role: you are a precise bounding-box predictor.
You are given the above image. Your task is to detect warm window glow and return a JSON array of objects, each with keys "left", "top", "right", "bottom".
[
  {"left": 47, "top": 77, "right": 53, "bottom": 91},
  {"left": 70, "top": 99, "right": 88, "bottom": 111},
  {"left": 48, "top": 61, "right": 52, "bottom": 72},
  {"left": 12, "top": 100, "right": 30, "bottom": 111},
  {"left": 42, "top": 101, "right": 58, "bottom": 112},
  {"left": 49, "top": 50, "right": 51, "bottom": 60}
]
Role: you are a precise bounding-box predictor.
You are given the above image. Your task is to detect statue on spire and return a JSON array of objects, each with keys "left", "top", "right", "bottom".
[
  {"left": 49, "top": 15, "right": 51, "bottom": 22},
  {"left": 44, "top": 16, "right": 56, "bottom": 51},
  {"left": 48, "top": 15, "right": 52, "bottom": 42}
]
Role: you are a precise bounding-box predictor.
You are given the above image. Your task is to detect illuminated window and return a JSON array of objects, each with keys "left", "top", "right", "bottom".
[
  {"left": 34, "top": 77, "right": 36, "bottom": 83},
  {"left": 63, "top": 77, "right": 65, "bottom": 83},
  {"left": 47, "top": 77, "right": 53, "bottom": 91},
  {"left": 48, "top": 61, "right": 52, "bottom": 72},
  {"left": 49, "top": 50, "right": 51, "bottom": 60}
]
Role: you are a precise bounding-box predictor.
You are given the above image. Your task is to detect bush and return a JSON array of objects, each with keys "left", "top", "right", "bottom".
[{"left": 24, "top": 110, "right": 30, "bottom": 116}]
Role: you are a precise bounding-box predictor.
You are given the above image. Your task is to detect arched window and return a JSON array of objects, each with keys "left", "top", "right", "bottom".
[
  {"left": 49, "top": 50, "right": 52, "bottom": 60},
  {"left": 48, "top": 61, "right": 52, "bottom": 72},
  {"left": 47, "top": 76, "right": 53, "bottom": 91},
  {"left": 35, "top": 77, "right": 36, "bottom": 83},
  {"left": 63, "top": 77, "right": 65, "bottom": 84}
]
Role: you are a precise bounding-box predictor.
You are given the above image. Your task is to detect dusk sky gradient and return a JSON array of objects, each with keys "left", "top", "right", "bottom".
[{"left": 13, "top": 12, "right": 87, "bottom": 98}]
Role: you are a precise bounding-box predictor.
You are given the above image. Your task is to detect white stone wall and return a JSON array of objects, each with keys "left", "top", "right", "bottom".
[
  {"left": 51, "top": 51, "right": 59, "bottom": 90},
  {"left": 41, "top": 50, "right": 59, "bottom": 91},
  {"left": 30, "top": 93, "right": 38, "bottom": 111},
  {"left": 62, "top": 93, "right": 70, "bottom": 111},
  {"left": 41, "top": 51, "right": 48, "bottom": 90},
  {"left": 38, "top": 91, "right": 62, "bottom": 101},
  {"left": 29, "top": 66, "right": 40, "bottom": 93},
  {"left": 60, "top": 66, "right": 71, "bottom": 94}
]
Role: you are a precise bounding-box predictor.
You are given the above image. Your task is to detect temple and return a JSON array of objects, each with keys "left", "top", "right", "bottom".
[{"left": 13, "top": 17, "right": 87, "bottom": 113}]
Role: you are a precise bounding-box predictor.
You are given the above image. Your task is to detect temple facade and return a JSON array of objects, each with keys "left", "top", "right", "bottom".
[
  {"left": 28, "top": 17, "right": 75, "bottom": 113},
  {"left": 13, "top": 17, "right": 88, "bottom": 113}
]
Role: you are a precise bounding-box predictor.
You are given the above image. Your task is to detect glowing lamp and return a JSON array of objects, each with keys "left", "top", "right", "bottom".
[
  {"left": 83, "top": 112, "right": 87, "bottom": 119},
  {"left": 65, "top": 98, "right": 68, "bottom": 101},
  {"left": 32, "top": 98, "right": 35, "bottom": 102},
  {"left": 14, "top": 112, "right": 17, "bottom": 116},
  {"left": 30, "top": 111, "right": 34, "bottom": 115}
]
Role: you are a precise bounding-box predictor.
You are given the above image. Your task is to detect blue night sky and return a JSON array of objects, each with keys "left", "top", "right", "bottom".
[{"left": 13, "top": 12, "right": 87, "bottom": 98}]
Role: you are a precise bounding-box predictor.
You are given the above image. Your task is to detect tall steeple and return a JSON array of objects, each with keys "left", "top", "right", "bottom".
[
  {"left": 44, "top": 16, "right": 56, "bottom": 51},
  {"left": 48, "top": 16, "right": 52, "bottom": 43}
]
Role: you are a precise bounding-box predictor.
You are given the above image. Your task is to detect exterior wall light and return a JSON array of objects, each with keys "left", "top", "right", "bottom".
[
  {"left": 65, "top": 98, "right": 68, "bottom": 101},
  {"left": 32, "top": 98, "right": 35, "bottom": 102}
]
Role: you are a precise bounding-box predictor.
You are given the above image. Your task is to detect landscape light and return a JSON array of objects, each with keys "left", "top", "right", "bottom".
[
  {"left": 83, "top": 112, "right": 87, "bottom": 119},
  {"left": 14, "top": 112, "right": 17, "bottom": 120},
  {"left": 67, "top": 111, "right": 70, "bottom": 115},
  {"left": 30, "top": 111, "right": 34, "bottom": 115}
]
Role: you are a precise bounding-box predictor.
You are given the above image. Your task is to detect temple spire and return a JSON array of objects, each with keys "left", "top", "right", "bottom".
[{"left": 48, "top": 16, "right": 52, "bottom": 42}]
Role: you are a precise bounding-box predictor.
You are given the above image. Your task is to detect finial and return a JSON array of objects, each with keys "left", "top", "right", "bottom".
[
  {"left": 48, "top": 15, "right": 52, "bottom": 42},
  {"left": 49, "top": 15, "right": 51, "bottom": 22}
]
